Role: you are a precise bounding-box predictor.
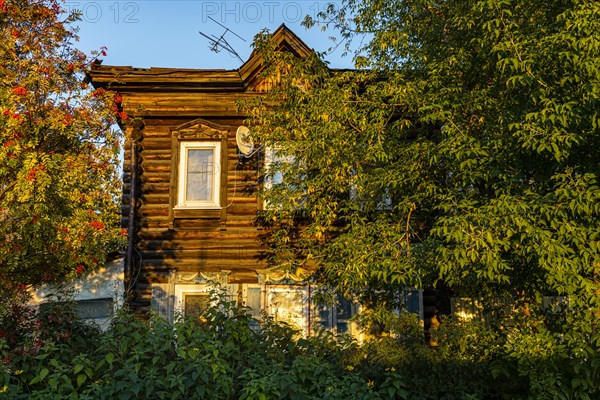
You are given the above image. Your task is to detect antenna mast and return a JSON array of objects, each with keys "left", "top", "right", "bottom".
[{"left": 199, "top": 16, "right": 246, "bottom": 62}]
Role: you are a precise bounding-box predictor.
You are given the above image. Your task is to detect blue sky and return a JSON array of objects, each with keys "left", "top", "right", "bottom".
[{"left": 69, "top": 0, "right": 355, "bottom": 70}]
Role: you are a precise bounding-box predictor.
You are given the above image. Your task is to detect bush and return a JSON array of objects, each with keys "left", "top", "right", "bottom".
[
  {"left": 0, "top": 286, "right": 389, "bottom": 399},
  {"left": 1, "top": 287, "right": 598, "bottom": 399}
]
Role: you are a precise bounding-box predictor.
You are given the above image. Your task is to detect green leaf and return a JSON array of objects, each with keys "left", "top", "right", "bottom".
[
  {"left": 30, "top": 368, "right": 49, "bottom": 385},
  {"left": 77, "top": 374, "right": 87, "bottom": 388}
]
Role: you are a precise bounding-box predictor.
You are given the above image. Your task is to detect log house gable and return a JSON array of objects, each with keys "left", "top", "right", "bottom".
[{"left": 239, "top": 24, "right": 314, "bottom": 92}]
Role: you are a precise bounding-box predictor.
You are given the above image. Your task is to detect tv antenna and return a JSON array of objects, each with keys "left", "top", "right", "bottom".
[{"left": 199, "top": 16, "right": 246, "bottom": 62}]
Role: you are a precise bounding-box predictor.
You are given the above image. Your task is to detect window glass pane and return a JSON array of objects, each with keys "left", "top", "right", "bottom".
[
  {"left": 404, "top": 289, "right": 421, "bottom": 314},
  {"left": 186, "top": 149, "right": 214, "bottom": 201},
  {"left": 336, "top": 322, "right": 349, "bottom": 333},
  {"left": 268, "top": 288, "right": 305, "bottom": 329},
  {"left": 39, "top": 298, "right": 113, "bottom": 320},
  {"left": 316, "top": 303, "right": 330, "bottom": 321},
  {"left": 312, "top": 302, "right": 332, "bottom": 330},
  {"left": 271, "top": 150, "right": 285, "bottom": 185},
  {"left": 77, "top": 299, "right": 114, "bottom": 319},
  {"left": 246, "top": 287, "right": 262, "bottom": 319},
  {"left": 266, "top": 148, "right": 293, "bottom": 186},
  {"left": 336, "top": 296, "right": 352, "bottom": 320},
  {"left": 184, "top": 293, "right": 210, "bottom": 318},
  {"left": 335, "top": 295, "right": 353, "bottom": 334}
]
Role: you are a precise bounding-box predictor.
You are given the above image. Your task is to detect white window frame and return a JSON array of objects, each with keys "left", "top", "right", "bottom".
[
  {"left": 174, "top": 284, "right": 211, "bottom": 320},
  {"left": 176, "top": 141, "right": 221, "bottom": 209}
]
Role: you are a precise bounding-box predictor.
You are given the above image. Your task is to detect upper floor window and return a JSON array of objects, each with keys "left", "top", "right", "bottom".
[
  {"left": 168, "top": 118, "right": 229, "bottom": 227},
  {"left": 349, "top": 170, "right": 393, "bottom": 211},
  {"left": 176, "top": 141, "right": 221, "bottom": 209},
  {"left": 264, "top": 146, "right": 290, "bottom": 188},
  {"left": 263, "top": 146, "right": 301, "bottom": 210}
]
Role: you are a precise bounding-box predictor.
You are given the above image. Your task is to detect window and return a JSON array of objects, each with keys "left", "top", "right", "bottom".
[
  {"left": 264, "top": 147, "right": 286, "bottom": 188},
  {"left": 174, "top": 284, "right": 224, "bottom": 320},
  {"left": 183, "top": 293, "right": 211, "bottom": 319},
  {"left": 349, "top": 171, "right": 393, "bottom": 211},
  {"left": 168, "top": 119, "right": 229, "bottom": 227},
  {"left": 39, "top": 298, "right": 114, "bottom": 331},
  {"left": 263, "top": 146, "right": 302, "bottom": 210},
  {"left": 334, "top": 296, "right": 355, "bottom": 333},
  {"left": 39, "top": 298, "right": 114, "bottom": 319},
  {"left": 243, "top": 284, "right": 263, "bottom": 320},
  {"left": 241, "top": 284, "right": 263, "bottom": 330},
  {"left": 311, "top": 292, "right": 359, "bottom": 335},
  {"left": 176, "top": 141, "right": 221, "bottom": 209},
  {"left": 402, "top": 288, "right": 423, "bottom": 321},
  {"left": 266, "top": 285, "right": 308, "bottom": 331},
  {"left": 174, "top": 284, "right": 212, "bottom": 320}
]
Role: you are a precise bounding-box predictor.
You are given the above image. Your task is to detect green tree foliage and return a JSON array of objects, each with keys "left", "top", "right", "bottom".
[
  {"left": 0, "top": 0, "right": 123, "bottom": 294},
  {"left": 248, "top": 1, "right": 600, "bottom": 394},
  {"left": 249, "top": 0, "right": 600, "bottom": 311}
]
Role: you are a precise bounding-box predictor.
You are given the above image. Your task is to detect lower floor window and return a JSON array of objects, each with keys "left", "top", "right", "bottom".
[
  {"left": 39, "top": 298, "right": 114, "bottom": 319},
  {"left": 312, "top": 292, "right": 358, "bottom": 335},
  {"left": 172, "top": 283, "right": 235, "bottom": 320},
  {"left": 153, "top": 280, "right": 422, "bottom": 339},
  {"left": 266, "top": 285, "right": 308, "bottom": 331},
  {"left": 183, "top": 293, "right": 211, "bottom": 319}
]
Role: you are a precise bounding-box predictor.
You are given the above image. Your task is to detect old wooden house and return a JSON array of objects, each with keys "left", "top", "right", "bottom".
[{"left": 88, "top": 25, "right": 423, "bottom": 335}]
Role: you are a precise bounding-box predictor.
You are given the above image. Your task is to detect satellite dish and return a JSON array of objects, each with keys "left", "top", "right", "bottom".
[{"left": 236, "top": 126, "right": 254, "bottom": 156}]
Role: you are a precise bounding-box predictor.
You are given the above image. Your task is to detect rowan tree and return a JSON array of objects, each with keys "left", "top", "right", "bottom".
[{"left": 0, "top": 0, "right": 123, "bottom": 295}]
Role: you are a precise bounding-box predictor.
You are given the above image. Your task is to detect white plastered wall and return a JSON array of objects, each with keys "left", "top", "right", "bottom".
[{"left": 28, "top": 258, "right": 125, "bottom": 330}]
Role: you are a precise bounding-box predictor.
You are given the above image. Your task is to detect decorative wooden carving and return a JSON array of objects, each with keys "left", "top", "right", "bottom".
[
  {"left": 171, "top": 118, "right": 226, "bottom": 140},
  {"left": 175, "top": 271, "right": 230, "bottom": 284}
]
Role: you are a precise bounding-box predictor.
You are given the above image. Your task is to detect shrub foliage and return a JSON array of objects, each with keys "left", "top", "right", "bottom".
[{"left": 1, "top": 287, "right": 599, "bottom": 399}]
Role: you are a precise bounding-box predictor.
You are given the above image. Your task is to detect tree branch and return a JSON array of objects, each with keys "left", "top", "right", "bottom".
[{"left": 0, "top": 181, "right": 16, "bottom": 202}]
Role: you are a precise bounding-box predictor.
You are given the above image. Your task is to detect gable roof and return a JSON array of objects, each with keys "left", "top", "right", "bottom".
[
  {"left": 239, "top": 24, "right": 314, "bottom": 89},
  {"left": 87, "top": 24, "right": 315, "bottom": 94}
]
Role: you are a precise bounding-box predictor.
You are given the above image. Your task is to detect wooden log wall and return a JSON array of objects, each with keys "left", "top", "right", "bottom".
[
  {"left": 87, "top": 25, "right": 316, "bottom": 311},
  {"left": 89, "top": 69, "right": 270, "bottom": 310},
  {"left": 134, "top": 117, "right": 267, "bottom": 309}
]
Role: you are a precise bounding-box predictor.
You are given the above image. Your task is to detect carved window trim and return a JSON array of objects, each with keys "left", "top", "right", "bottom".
[{"left": 169, "top": 119, "right": 228, "bottom": 228}]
